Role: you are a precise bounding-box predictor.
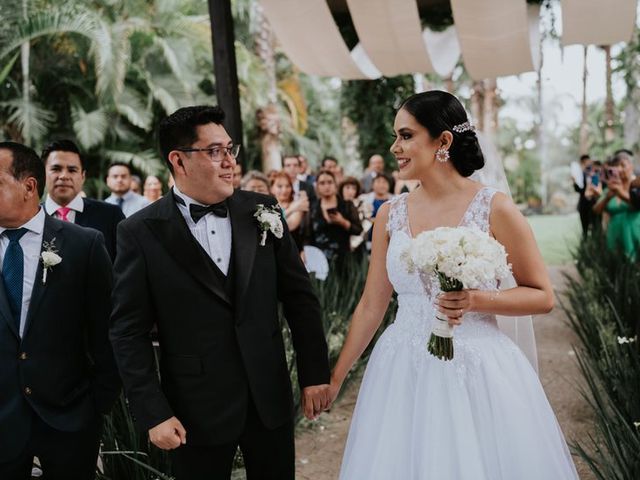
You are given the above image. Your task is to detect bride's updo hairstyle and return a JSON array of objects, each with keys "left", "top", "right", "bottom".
[{"left": 400, "top": 90, "right": 484, "bottom": 177}]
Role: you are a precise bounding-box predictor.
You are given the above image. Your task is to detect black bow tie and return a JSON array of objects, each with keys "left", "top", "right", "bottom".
[
  {"left": 188, "top": 202, "right": 228, "bottom": 223},
  {"left": 173, "top": 191, "right": 228, "bottom": 223}
]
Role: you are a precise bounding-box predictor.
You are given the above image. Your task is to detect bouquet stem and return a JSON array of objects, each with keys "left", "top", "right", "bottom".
[{"left": 427, "top": 271, "right": 463, "bottom": 361}]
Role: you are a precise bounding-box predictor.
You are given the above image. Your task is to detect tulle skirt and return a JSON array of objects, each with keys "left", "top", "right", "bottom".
[{"left": 339, "top": 320, "right": 579, "bottom": 480}]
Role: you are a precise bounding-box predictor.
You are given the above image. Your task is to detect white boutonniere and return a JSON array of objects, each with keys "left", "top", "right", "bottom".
[
  {"left": 41, "top": 238, "right": 62, "bottom": 284},
  {"left": 254, "top": 204, "right": 284, "bottom": 246}
]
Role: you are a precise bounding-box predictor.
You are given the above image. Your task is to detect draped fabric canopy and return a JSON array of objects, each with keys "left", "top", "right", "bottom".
[{"left": 258, "top": 0, "right": 638, "bottom": 80}]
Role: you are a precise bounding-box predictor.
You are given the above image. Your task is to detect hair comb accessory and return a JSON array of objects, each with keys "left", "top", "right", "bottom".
[{"left": 452, "top": 121, "right": 475, "bottom": 134}]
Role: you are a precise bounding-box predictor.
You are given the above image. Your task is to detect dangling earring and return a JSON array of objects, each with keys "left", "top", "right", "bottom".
[{"left": 435, "top": 148, "right": 450, "bottom": 163}]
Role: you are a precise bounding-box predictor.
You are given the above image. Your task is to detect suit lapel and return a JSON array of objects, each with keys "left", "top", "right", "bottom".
[
  {"left": 22, "top": 215, "right": 63, "bottom": 339},
  {"left": 74, "top": 199, "right": 88, "bottom": 226},
  {"left": 0, "top": 275, "right": 18, "bottom": 338},
  {"left": 227, "top": 192, "right": 258, "bottom": 322},
  {"left": 145, "top": 194, "right": 231, "bottom": 306}
]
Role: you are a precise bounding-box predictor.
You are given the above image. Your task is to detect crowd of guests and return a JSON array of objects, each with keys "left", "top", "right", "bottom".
[
  {"left": 574, "top": 149, "right": 640, "bottom": 261},
  {"left": 237, "top": 153, "right": 420, "bottom": 270},
  {"left": 31, "top": 137, "right": 419, "bottom": 274}
]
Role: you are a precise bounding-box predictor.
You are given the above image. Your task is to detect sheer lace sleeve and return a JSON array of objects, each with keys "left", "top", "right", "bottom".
[{"left": 385, "top": 193, "right": 409, "bottom": 236}]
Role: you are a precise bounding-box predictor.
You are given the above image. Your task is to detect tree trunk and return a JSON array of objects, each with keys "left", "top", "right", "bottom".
[
  {"left": 470, "top": 81, "right": 484, "bottom": 131},
  {"left": 256, "top": 104, "right": 282, "bottom": 171},
  {"left": 21, "top": 0, "right": 30, "bottom": 143},
  {"left": 579, "top": 46, "right": 589, "bottom": 155},
  {"left": 253, "top": 2, "right": 281, "bottom": 171},
  {"left": 603, "top": 45, "right": 615, "bottom": 142},
  {"left": 482, "top": 78, "right": 498, "bottom": 139}
]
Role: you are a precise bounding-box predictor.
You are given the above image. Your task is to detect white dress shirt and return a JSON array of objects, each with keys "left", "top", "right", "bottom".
[
  {"left": 0, "top": 208, "right": 46, "bottom": 337},
  {"left": 44, "top": 193, "right": 84, "bottom": 223},
  {"left": 105, "top": 190, "right": 150, "bottom": 217},
  {"left": 173, "top": 186, "right": 232, "bottom": 276}
]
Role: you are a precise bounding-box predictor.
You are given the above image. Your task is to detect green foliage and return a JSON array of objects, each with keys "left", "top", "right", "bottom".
[
  {"left": 0, "top": 0, "right": 213, "bottom": 196},
  {"left": 341, "top": 76, "right": 415, "bottom": 169},
  {"left": 562, "top": 232, "right": 640, "bottom": 479}
]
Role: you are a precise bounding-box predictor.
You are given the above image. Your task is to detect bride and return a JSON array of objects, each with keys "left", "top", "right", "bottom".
[{"left": 327, "top": 91, "right": 579, "bottom": 479}]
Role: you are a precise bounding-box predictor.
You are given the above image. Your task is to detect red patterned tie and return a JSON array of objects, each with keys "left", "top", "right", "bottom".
[{"left": 56, "top": 207, "right": 71, "bottom": 221}]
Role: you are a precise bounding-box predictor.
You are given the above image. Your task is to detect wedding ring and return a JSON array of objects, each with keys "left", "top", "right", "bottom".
[{"left": 459, "top": 309, "right": 463, "bottom": 316}]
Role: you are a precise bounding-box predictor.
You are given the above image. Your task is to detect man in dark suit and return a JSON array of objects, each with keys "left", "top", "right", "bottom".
[
  {"left": 110, "top": 106, "right": 331, "bottom": 480},
  {"left": 42, "top": 140, "right": 125, "bottom": 261},
  {"left": 283, "top": 154, "right": 316, "bottom": 201},
  {"left": 0, "top": 142, "right": 120, "bottom": 480},
  {"left": 573, "top": 154, "right": 597, "bottom": 236}
]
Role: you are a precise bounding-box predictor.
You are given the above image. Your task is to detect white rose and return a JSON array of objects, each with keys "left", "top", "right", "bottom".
[{"left": 41, "top": 251, "right": 62, "bottom": 267}]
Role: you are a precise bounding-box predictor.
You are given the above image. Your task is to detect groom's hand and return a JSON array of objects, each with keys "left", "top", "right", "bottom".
[
  {"left": 302, "top": 384, "right": 331, "bottom": 420},
  {"left": 149, "top": 416, "right": 187, "bottom": 450}
]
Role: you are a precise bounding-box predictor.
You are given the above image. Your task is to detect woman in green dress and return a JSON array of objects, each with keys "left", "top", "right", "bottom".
[{"left": 593, "top": 153, "right": 640, "bottom": 261}]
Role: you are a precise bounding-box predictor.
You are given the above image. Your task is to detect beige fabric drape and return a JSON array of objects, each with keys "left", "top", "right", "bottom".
[
  {"left": 346, "top": 0, "right": 434, "bottom": 76},
  {"left": 561, "top": 0, "right": 637, "bottom": 46},
  {"left": 450, "top": 0, "right": 538, "bottom": 79},
  {"left": 259, "top": 0, "right": 370, "bottom": 79}
]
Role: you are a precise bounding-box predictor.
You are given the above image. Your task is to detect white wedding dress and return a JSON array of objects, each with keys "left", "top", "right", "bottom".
[{"left": 339, "top": 187, "right": 579, "bottom": 480}]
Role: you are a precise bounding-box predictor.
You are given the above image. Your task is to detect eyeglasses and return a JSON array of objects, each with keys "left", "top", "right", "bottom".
[{"left": 176, "top": 144, "right": 241, "bottom": 161}]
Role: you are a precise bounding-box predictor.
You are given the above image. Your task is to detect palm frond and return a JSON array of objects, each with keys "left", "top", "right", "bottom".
[
  {"left": 115, "top": 87, "right": 153, "bottom": 131},
  {"left": 104, "top": 149, "right": 164, "bottom": 176},
  {"left": 71, "top": 105, "right": 109, "bottom": 150},
  {"left": 0, "top": 7, "right": 98, "bottom": 61},
  {"left": 0, "top": 98, "right": 56, "bottom": 142}
]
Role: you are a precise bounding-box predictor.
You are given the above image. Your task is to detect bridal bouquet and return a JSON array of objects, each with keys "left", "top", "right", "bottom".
[{"left": 402, "top": 226, "right": 511, "bottom": 360}]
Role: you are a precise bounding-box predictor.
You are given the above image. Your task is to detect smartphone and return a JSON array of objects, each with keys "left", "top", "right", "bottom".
[
  {"left": 590, "top": 173, "right": 599, "bottom": 187},
  {"left": 326, "top": 207, "right": 339, "bottom": 215}
]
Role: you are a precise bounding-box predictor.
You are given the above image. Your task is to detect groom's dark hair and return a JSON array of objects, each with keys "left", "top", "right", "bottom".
[{"left": 158, "top": 105, "right": 226, "bottom": 173}]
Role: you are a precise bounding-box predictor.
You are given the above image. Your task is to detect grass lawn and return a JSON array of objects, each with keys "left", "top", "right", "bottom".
[{"left": 526, "top": 213, "right": 581, "bottom": 266}]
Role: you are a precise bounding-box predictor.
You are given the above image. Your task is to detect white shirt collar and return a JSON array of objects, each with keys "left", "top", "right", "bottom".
[
  {"left": 45, "top": 193, "right": 85, "bottom": 215},
  {"left": 0, "top": 207, "right": 46, "bottom": 236},
  {"left": 173, "top": 185, "right": 207, "bottom": 207}
]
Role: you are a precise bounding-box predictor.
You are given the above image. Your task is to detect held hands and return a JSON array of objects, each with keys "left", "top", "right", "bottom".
[
  {"left": 302, "top": 384, "right": 332, "bottom": 420},
  {"left": 436, "top": 290, "right": 476, "bottom": 326},
  {"left": 149, "top": 416, "right": 187, "bottom": 450}
]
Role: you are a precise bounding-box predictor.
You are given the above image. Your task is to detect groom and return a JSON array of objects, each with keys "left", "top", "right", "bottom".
[{"left": 109, "top": 105, "right": 331, "bottom": 479}]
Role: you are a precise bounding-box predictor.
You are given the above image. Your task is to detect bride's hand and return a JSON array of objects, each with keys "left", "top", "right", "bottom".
[
  {"left": 325, "top": 379, "right": 342, "bottom": 411},
  {"left": 436, "top": 290, "right": 476, "bottom": 326}
]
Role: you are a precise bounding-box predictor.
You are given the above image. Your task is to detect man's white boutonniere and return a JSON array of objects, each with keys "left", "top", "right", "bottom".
[
  {"left": 254, "top": 204, "right": 284, "bottom": 246},
  {"left": 41, "top": 238, "right": 62, "bottom": 284}
]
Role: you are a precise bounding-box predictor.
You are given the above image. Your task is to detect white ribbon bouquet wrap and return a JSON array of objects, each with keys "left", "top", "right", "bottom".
[{"left": 402, "top": 226, "right": 511, "bottom": 360}]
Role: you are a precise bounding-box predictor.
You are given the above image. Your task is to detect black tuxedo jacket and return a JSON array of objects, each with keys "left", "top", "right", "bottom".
[
  {"left": 75, "top": 198, "right": 125, "bottom": 261},
  {"left": 0, "top": 215, "right": 121, "bottom": 462},
  {"left": 109, "top": 190, "right": 330, "bottom": 446}
]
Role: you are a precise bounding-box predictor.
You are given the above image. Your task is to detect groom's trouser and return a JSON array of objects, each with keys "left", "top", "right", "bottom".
[
  {"left": 171, "top": 398, "right": 295, "bottom": 480},
  {"left": 0, "top": 410, "right": 101, "bottom": 480}
]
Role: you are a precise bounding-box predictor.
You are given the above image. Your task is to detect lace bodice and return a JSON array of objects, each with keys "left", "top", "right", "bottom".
[{"left": 379, "top": 187, "right": 518, "bottom": 372}]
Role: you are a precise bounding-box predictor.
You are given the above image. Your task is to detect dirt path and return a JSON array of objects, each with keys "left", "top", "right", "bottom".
[{"left": 294, "top": 266, "right": 595, "bottom": 479}]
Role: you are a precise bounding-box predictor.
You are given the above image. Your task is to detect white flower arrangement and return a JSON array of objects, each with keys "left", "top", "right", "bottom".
[
  {"left": 254, "top": 204, "right": 284, "bottom": 246},
  {"left": 40, "top": 238, "right": 62, "bottom": 284},
  {"left": 402, "top": 226, "right": 511, "bottom": 360},
  {"left": 617, "top": 336, "right": 637, "bottom": 345}
]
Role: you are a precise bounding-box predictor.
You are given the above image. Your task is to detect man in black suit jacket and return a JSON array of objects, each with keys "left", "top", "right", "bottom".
[
  {"left": 110, "top": 106, "right": 331, "bottom": 479},
  {"left": 283, "top": 154, "right": 316, "bottom": 201},
  {"left": 42, "top": 140, "right": 125, "bottom": 260},
  {"left": 0, "top": 142, "right": 120, "bottom": 480}
]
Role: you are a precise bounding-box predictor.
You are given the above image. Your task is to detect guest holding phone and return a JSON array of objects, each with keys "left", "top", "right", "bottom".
[
  {"left": 310, "top": 170, "right": 362, "bottom": 268},
  {"left": 593, "top": 153, "right": 640, "bottom": 260}
]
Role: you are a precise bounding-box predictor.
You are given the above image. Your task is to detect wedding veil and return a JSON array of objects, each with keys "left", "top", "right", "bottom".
[{"left": 471, "top": 133, "right": 539, "bottom": 375}]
